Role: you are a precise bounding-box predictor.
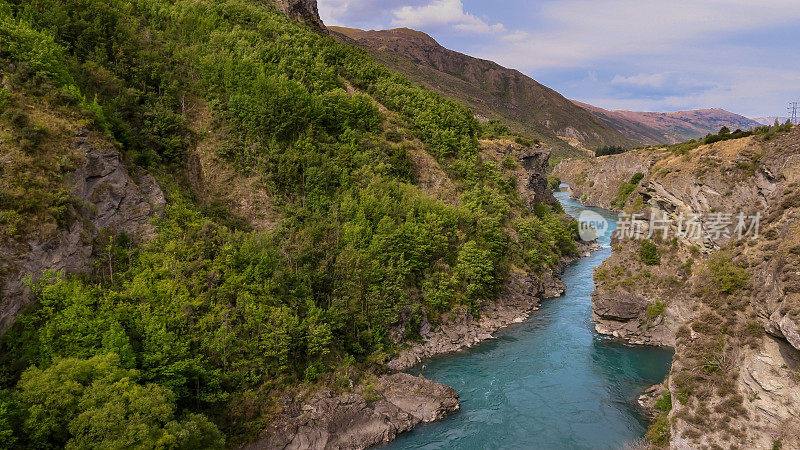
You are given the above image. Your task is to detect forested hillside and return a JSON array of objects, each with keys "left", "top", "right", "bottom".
[{"left": 0, "top": 0, "right": 578, "bottom": 446}]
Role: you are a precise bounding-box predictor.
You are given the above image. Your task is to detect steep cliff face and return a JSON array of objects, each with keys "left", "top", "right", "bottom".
[
  {"left": 0, "top": 130, "right": 165, "bottom": 334},
  {"left": 273, "top": 0, "right": 325, "bottom": 29},
  {"left": 553, "top": 149, "right": 659, "bottom": 210},
  {"left": 558, "top": 128, "right": 800, "bottom": 448},
  {"left": 480, "top": 139, "right": 557, "bottom": 208}
]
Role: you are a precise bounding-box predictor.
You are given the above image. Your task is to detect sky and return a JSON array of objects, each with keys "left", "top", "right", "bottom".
[{"left": 318, "top": 0, "right": 800, "bottom": 118}]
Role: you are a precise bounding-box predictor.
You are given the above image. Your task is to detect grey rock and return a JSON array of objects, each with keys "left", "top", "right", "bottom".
[
  {"left": 273, "top": 0, "right": 325, "bottom": 30},
  {"left": 246, "top": 373, "right": 459, "bottom": 450},
  {"left": 0, "top": 133, "right": 164, "bottom": 335},
  {"left": 768, "top": 311, "right": 800, "bottom": 351},
  {"left": 592, "top": 292, "right": 646, "bottom": 320}
]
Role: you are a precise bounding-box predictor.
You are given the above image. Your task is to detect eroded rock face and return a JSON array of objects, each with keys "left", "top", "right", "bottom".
[
  {"left": 247, "top": 373, "right": 459, "bottom": 450},
  {"left": 767, "top": 311, "right": 800, "bottom": 352},
  {"left": 480, "top": 140, "right": 557, "bottom": 209},
  {"left": 560, "top": 128, "right": 800, "bottom": 449},
  {"left": 552, "top": 149, "right": 657, "bottom": 210},
  {"left": 0, "top": 130, "right": 165, "bottom": 334},
  {"left": 273, "top": 0, "right": 325, "bottom": 30},
  {"left": 593, "top": 292, "right": 645, "bottom": 320},
  {"left": 519, "top": 148, "right": 558, "bottom": 207}
]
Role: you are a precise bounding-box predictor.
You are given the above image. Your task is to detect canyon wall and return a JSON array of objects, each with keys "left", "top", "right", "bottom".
[{"left": 557, "top": 128, "right": 800, "bottom": 449}]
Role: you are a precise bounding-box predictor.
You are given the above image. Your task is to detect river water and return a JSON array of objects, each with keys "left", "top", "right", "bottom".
[{"left": 386, "top": 189, "right": 673, "bottom": 449}]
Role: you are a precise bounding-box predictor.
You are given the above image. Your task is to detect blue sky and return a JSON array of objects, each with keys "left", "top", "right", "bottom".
[{"left": 318, "top": 0, "right": 800, "bottom": 117}]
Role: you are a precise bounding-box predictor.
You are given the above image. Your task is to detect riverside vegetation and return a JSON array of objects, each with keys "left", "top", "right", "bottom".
[{"left": 0, "top": 0, "right": 579, "bottom": 447}]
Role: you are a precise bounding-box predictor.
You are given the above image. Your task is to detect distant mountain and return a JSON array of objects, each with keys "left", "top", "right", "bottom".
[
  {"left": 572, "top": 102, "right": 763, "bottom": 145},
  {"left": 752, "top": 116, "right": 789, "bottom": 126},
  {"left": 330, "top": 26, "right": 634, "bottom": 157}
]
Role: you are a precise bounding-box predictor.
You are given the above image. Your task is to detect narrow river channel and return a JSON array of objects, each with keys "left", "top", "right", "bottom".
[{"left": 386, "top": 188, "right": 674, "bottom": 449}]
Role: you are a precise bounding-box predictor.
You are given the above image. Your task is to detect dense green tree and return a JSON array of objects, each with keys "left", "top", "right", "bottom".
[{"left": 13, "top": 354, "right": 223, "bottom": 449}]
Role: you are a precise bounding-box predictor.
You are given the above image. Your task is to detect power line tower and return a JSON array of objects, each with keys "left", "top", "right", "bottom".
[{"left": 789, "top": 101, "right": 800, "bottom": 125}]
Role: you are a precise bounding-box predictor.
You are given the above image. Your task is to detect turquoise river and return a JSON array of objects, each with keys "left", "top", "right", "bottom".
[{"left": 386, "top": 189, "right": 674, "bottom": 449}]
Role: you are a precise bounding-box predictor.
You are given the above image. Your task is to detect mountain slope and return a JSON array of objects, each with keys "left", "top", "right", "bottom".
[
  {"left": 573, "top": 101, "right": 763, "bottom": 145},
  {"left": 753, "top": 116, "right": 789, "bottom": 126},
  {"left": 329, "top": 26, "right": 635, "bottom": 157},
  {"left": 0, "top": 0, "right": 585, "bottom": 447}
]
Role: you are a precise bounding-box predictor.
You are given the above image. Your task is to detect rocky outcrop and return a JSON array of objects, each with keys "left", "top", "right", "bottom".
[
  {"left": 766, "top": 312, "right": 800, "bottom": 351},
  {"left": 246, "top": 373, "right": 459, "bottom": 450},
  {"left": 273, "top": 0, "right": 325, "bottom": 30},
  {"left": 593, "top": 292, "right": 646, "bottom": 320},
  {"left": 0, "top": 130, "right": 165, "bottom": 334},
  {"left": 481, "top": 139, "right": 557, "bottom": 208},
  {"left": 552, "top": 149, "right": 658, "bottom": 210},
  {"left": 589, "top": 236, "right": 691, "bottom": 347}
]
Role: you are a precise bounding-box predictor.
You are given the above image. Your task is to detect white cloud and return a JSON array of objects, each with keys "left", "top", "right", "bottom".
[
  {"left": 318, "top": 0, "right": 800, "bottom": 116},
  {"left": 611, "top": 73, "right": 670, "bottom": 90},
  {"left": 391, "top": 0, "right": 505, "bottom": 34},
  {"left": 501, "top": 30, "right": 530, "bottom": 43},
  {"left": 484, "top": 0, "right": 800, "bottom": 70}
]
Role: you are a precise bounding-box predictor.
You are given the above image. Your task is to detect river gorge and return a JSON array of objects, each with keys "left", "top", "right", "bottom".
[{"left": 386, "top": 189, "right": 674, "bottom": 449}]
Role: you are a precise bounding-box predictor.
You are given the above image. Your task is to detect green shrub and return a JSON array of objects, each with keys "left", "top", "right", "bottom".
[
  {"left": 595, "top": 145, "right": 627, "bottom": 157},
  {"left": 645, "top": 413, "right": 670, "bottom": 445},
  {"left": 639, "top": 240, "right": 661, "bottom": 265},
  {"left": 502, "top": 155, "right": 517, "bottom": 169},
  {"left": 514, "top": 136, "right": 532, "bottom": 147},
  {"left": 704, "top": 255, "right": 750, "bottom": 295},
  {"left": 0, "top": 87, "right": 10, "bottom": 110},
  {"left": 479, "top": 119, "right": 508, "bottom": 139},
  {"left": 547, "top": 175, "right": 561, "bottom": 190},
  {"left": 612, "top": 172, "right": 645, "bottom": 207},
  {"left": 646, "top": 301, "right": 666, "bottom": 319},
  {"left": 13, "top": 353, "right": 223, "bottom": 449},
  {"left": 654, "top": 391, "right": 672, "bottom": 412}
]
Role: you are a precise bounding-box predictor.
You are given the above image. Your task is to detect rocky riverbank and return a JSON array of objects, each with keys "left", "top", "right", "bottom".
[
  {"left": 246, "top": 237, "right": 600, "bottom": 450},
  {"left": 388, "top": 240, "right": 599, "bottom": 371},
  {"left": 245, "top": 373, "right": 459, "bottom": 449}
]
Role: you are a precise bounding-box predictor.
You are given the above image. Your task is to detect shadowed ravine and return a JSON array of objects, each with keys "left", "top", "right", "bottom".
[{"left": 385, "top": 189, "right": 673, "bottom": 449}]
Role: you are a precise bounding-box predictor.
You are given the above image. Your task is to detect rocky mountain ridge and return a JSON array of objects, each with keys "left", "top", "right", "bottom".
[
  {"left": 329, "top": 26, "right": 634, "bottom": 157},
  {"left": 573, "top": 102, "right": 763, "bottom": 145}
]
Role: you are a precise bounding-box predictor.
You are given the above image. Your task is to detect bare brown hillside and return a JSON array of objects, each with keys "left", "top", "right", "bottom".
[
  {"left": 573, "top": 101, "right": 763, "bottom": 145},
  {"left": 330, "top": 26, "right": 635, "bottom": 158}
]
